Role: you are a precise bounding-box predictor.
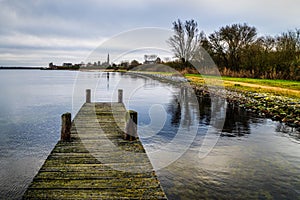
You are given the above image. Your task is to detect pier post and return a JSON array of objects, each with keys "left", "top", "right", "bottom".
[
  {"left": 125, "top": 110, "right": 138, "bottom": 140},
  {"left": 118, "top": 89, "right": 123, "bottom": 103},
  {"left": 61, "top": 112, "right": 71, "bottom": 142},
  {"left": 86, "top": 89, "right": 91, "bottom": 103}
]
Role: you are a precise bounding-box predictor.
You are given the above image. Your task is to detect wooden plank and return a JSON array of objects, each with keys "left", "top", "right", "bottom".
[
  {"left": 24, "top": 188, "right": 167, "bottom": 200},
  {"left": 23, "top": 102, "right": 167, "bottom": 199}
]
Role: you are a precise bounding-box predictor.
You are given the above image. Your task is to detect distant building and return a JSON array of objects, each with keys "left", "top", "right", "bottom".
[
  {"left": 107, "top": 53, "right": 110, "bottom": 66},
  {"left": 144, "top": 54, "right": 161, "bottom": 64},
  {"left": 47, "top": 62, "right": 81, "bottom": 70},
  {"left": 155, "top": 57, "right": 161, "bottom": 64},
  {"left": 100, "top": 53, "right": 110, "bottom": 67},
  {"left": 49, "top": 62, "right": 57, "bottom": 69},
  {"left": 63, "top": 63, "right": 73, "bottom": 67}
]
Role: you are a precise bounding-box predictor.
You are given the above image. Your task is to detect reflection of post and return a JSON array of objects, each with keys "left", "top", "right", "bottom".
[
  {"left": 86, "top": 89, "right": 91, "bottom": 103},
  {"left": 125, "top": 110, "right": 138, "bottom": 140},
  {"left": 61, "top": 113, "right": 71, "bottom": 142},
  {"left": 107, "top": 72, "right": 110, "bottom": 90},
  {"left": 179, "top": 87, "right": 192, "bottom": 128},
  {"left": 118, "top": 89, "right": 123, "bottom": 103}
]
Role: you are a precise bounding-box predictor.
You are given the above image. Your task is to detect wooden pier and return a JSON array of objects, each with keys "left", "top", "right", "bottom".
[{"left": 23, "top": 89, "right": 167, "bottom": 199}]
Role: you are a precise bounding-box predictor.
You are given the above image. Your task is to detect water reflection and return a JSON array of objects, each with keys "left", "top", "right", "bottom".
[
  {"left": 0, "top": 70, "right": 77, "bottom": 199},
  {"left": 168, "top": 96, "right": 181, "bottom": 125},
  {"left": 276, "top": 123, "right": 300, "bottom": 141},
  {"left": 196, "top": 95, "right": 275, "bottom": 137},
  {"left": 135, "top": 82, "right": 200, "bottom": 170},
  {"left": 155, "top": 89, "right": 300, "bottom": 200},
  {"left": 168, "top": 87, "right": 196, "bottom": 128},
  {"left": 221, "top": 103, "right": 251, "bottom": 136},
  {"left": 106, "top": 72, "right": 110, "bottom": 90},
  {"left": 1, "top": 70, "right": 298, "bottom": 199}
]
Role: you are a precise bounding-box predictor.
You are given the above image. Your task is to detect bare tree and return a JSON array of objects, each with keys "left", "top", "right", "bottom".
[
  {"left": 275, "top": 29, "right": 300, "bottom": 78},
  {"left": 257, "top": 35, "right": 276, "bottom": 52},
  {"left": 167, "top": 19, "right": 202, "bottom": 63},
  {"left": 207, "top": 23, "right": 257, "bottom": 71}
]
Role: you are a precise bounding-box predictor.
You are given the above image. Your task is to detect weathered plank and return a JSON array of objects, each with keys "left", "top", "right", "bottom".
[{"left": 23, "top": 102, "right": 167, "bottom": 199}]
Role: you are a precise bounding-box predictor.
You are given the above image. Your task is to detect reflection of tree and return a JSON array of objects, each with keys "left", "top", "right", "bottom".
[
  {"left": 168, "top": 86, "right": 199, "bottom": 129},
  {"left": 181, "top": 87, "right": 192, "bottom": 128},
  {"left": 170, "top": 90, "right": 257, "bottom": 137},
  {"left": 198, "top": 96, "right": 211, "bottom": 125},
  {"left": 168, "top": 96, "right": 181, "bottom": 125},
  {"left": 195, "top": 93, "right": 251, "bottom": 136},
  {"left": 169, "top": 89, "right": 299, "bottom": 138},
  {"left": 221, "top": 103, "right": 251, "bottom": 136}
]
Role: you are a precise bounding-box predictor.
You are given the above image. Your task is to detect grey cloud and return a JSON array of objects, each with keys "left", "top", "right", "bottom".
[{"left": 0, "top": 0, "right": 299, "bottom": 66}]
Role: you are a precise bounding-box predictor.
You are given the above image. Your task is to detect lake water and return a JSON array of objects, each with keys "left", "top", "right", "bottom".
[{"left": 0, "top": 70, "right": 299, "bottom": 199}]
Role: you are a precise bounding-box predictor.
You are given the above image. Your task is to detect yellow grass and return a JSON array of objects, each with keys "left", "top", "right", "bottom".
[{"left": 186, "top": 75, "right": 300, "bottom": 99}]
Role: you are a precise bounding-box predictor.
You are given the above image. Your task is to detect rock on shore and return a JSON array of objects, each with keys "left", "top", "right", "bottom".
[{"left": 192, "top": 84, "right": 300, "bottom": 128}]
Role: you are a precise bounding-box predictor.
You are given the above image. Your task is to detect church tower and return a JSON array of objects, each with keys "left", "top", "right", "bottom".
[{"left": 107, "top": 53, "right": 110, "bottom": 66}]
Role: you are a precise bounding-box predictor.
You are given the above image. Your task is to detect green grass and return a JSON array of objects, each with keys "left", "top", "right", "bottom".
[
  {"left": 185, "top": 74, "right": 300, "bottom": 99},
  {"left": 185, "top": 74, "right": 300, "bottom": 91},
  {"left": 222, "top": 77, "right": 300, "bottom": 90}
]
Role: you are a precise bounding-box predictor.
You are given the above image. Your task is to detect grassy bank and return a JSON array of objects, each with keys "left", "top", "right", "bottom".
[
  {"left": 185, "top": 74, "right": 300, "bottom": 127},
  {"left": 185, "top": 74, "right": 300, "bottom": 99},
  {"left": 127, "top": 71, "right": 299, "bottom": 127}
]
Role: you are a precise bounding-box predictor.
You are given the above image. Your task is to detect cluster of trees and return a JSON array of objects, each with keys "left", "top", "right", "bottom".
[
  {"left": 109, "top": 54, "right": 162, "bottom": 70},
  {"left": 168, "top": 19, "right": 300, "bottom": 80}
]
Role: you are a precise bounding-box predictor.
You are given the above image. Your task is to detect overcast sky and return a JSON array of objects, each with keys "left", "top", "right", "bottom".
[{"left": 0, "top": 0, "right": 299, "bottom": 67}]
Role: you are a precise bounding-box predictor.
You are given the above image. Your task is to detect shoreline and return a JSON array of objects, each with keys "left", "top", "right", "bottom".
[
  {"left": 0, "top": 67, "right": 44, "bottom": 70},
  {"left": 192, "top": 84, "right": 300, "bottom": 128},
  {"left": 128, "top": 71, "right": 300, "bottom": 129},
  {"left": 2, "top": 68, "right": 299, "bottom": 128}
]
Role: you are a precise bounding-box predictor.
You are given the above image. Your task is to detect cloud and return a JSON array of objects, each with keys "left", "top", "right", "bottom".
[
  {"left": 0, "top": 0, "right": 299, "bottom": 66},
  {"left": 0, "top": 32, "right": 105, "bottom": 50},
  {"left": 0, "top": 32, "right": 107, "bottom": 66},
  {"left": 184, "top": 0, "right": 300, "bottom": 34}
]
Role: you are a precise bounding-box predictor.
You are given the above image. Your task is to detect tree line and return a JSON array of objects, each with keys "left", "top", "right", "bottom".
[{"left": 167, "top": 19, "right": 300, "bottom": 80}]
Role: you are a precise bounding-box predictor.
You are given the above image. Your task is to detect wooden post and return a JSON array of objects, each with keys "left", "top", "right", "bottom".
[
  {"left": 118, "top": 89, "right": 123, "bottom": 103},
  {"left": 61, "top": 112, "right": 71, "bottom": 142},
  {"left": 86, "top": 89, "right": 91, "bottom": 103},
  {"left": 125, "top": 110, "right": 138, "bottom": 140}
]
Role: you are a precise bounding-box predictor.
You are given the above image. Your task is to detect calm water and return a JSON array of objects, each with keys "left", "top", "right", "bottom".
[
  {"left": 0, "top": 70, "right": 299, "bottom": 199},
  {"left": 0, "top": 70, "right": 77, "bottom": 199}
]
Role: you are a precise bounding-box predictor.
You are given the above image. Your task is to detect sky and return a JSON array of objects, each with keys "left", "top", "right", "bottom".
[{"left": 0, "top": 0, "right": 299, "bottom": 67}]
